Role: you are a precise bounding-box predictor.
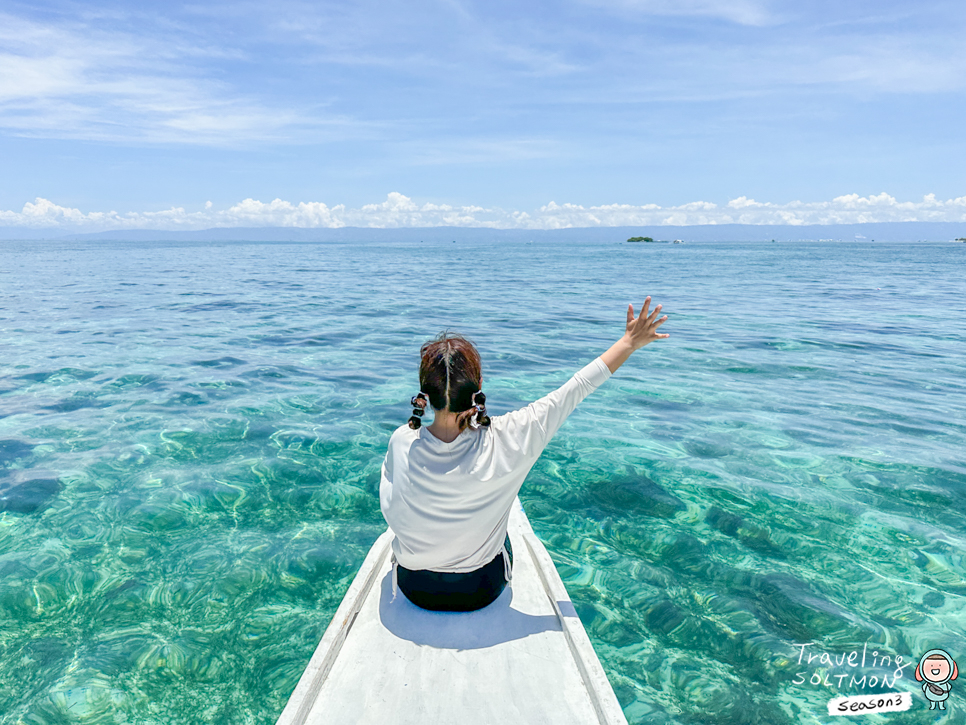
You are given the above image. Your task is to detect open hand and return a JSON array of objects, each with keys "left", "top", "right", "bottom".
[{"left": 624, "top": 297, "right": 669, "bottom": 350}]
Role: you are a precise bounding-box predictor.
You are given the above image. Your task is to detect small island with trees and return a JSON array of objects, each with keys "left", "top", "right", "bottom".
[
  {"left": 956, "top": 237, "right": 966, "bottom": 242},
  {"left": 626, "top": 236, "right": 684, "bottom": 243}
]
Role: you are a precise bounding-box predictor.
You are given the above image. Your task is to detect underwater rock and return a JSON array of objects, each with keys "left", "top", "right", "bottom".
[
  {"left": 43, "top": 394, "right": 106, "bottom": 413},
  {"left": 0, "top": 438, "right": 33, "bottom": 465},
  {"left": 705, "top": 506, "right": 784, "bottom": 558},
  {"left": 191, "top": 356, "right": 247, "bottom": 368},
  {"left": 0, "top": 476, "right": 62, "bottom": 514},
  {"left": 683, "top": 439, "right": 733, "bottom": 459},
  {"left": 735, "top": 571, "right": 881, "bottom": 643},
  {"left": 589, "top": 468, "right": 686, "bottom": 519}
]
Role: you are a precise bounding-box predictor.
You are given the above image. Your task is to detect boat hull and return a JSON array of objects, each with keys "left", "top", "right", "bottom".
[{"left": 276, "top": 498, "right": 628, "bottom": 725}]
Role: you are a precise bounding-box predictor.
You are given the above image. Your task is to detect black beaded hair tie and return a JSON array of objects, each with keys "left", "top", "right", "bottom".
[
  {"left": 469, "top": 390, "right": 486, "bottom": 429},
  {"left": 408, "top": 391, "right": 431, "bottom": 430}
]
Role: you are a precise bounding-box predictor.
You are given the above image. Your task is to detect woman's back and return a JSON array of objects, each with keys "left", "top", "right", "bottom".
[
  {"left": 380, "top": 298, "right": 667, "bottom": 609},
  {"left": 380, "top": 357, "right": 612, "bottom": 573}
]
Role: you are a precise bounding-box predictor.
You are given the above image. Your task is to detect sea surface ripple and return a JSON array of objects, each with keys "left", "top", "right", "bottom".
[{"left": 1, "top": 238, "right": 964, "bottom": 724}]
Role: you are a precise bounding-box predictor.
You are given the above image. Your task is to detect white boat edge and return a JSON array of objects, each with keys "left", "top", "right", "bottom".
[{"left": 275, "top": 498, "right": 628, "bottom": 725}]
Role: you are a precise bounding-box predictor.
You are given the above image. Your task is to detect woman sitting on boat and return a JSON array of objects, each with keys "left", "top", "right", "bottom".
[{"left": 380, "top": 297, "right": 669, "bottom": 612}]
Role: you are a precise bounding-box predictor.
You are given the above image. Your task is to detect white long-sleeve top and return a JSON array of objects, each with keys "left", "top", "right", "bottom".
[{"left": 380, "top": 356, "right": 612, "bottom": 573}]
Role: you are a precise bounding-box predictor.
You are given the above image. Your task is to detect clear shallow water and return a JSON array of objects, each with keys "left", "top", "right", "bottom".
[{"left": 1, "top": 238, "right": 964, "bottom": 725}]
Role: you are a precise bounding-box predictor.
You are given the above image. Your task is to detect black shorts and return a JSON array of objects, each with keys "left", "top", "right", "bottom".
[{"left": 397, "top": 535, "right": 513, "bottom": 612}]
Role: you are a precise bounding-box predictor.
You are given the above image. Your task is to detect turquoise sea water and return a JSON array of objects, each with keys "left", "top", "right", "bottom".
[{"left": 1, "top": 238, "right": 964, "bottom": 725}]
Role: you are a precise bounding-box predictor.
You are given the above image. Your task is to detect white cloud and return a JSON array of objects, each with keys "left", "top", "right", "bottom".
[
  {"left": 349, "top": 192, "right": 493, "bottom": 227},
  {"left": 2, "top": 192, "right": 965, "bottom": 232},
  {"left": 222, "top": 198, "right": 347, "bottom": 227},
  {"left": 718, "top": 192, "right": 966, "bottom": 225},
  {"left": 0, "top": 12, "right": 351, "bottom": 145}
]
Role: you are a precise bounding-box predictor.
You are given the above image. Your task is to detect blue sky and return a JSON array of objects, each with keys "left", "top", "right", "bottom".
[{"left": 1, "top": 0, "right": 965, "bottom": 229}]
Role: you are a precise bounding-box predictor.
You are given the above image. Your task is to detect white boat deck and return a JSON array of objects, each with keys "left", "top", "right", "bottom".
[{"left": 276, "top": 498, "right": 627, "bottom": 725}]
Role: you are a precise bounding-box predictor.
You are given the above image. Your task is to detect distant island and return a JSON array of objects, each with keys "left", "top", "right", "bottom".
[
  {"left": 957, "top": 237, "right": 966, "bottom": 242},
  {"left": 626, "top": 236, "right": 684, "bottom": 244}
]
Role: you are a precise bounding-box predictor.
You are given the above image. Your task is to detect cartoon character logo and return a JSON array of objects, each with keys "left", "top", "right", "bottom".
[{"left": 915, "top": 649, "right": 958, "bottom": 710}]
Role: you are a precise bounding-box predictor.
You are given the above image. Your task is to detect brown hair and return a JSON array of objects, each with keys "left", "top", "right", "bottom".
[{"left": 408, "top": 331, "right": 491, "bottom": 433}]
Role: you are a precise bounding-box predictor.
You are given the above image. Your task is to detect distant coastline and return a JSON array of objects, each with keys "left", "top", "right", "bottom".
[{"left": 1, "top": 221, "right": 964, "bottom": 243}]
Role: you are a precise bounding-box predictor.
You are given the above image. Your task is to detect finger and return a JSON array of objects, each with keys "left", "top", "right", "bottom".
[
  {"left": 640, "top": 297, "right": 651, "bottom": 322},
  {"left": 626, "top": 304, "right": 634, "bottom": 326},
  {"left": 646, "top": 304, "right": 663, "bottom": 324},
  {"left": 652, "top": 315, "right": 668, "bottom": 328}
]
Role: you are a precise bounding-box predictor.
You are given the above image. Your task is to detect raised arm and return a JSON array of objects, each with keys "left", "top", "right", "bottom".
[
  {"left": 600, "top": 296, "right": 669, "bottom": 374},
  {"left": 497, "top": 297, "right": 669, "bottom": 462}
]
